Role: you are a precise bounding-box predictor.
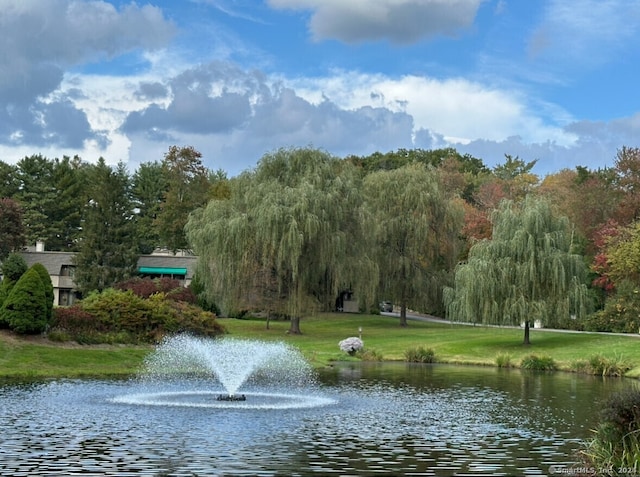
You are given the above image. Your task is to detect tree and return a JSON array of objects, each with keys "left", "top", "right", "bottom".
[
  {"left": 131, "top": 161, "right": 167, "bottom": 254},
  {"left": 31, "top": 263, "right": 54, "bottom": 320},
  {"left": 491, "top": 154, "right": 539, "bottom": 202},
  {"left": 14, "top": 154, "right": 57, "bottom": 246},
  {"left": 613, "top": 147, "right": 640, "bottom": 225},
  {"left": 186, "top": 147, "right": 374, "bottom": 334},
  {"left": 156, "top": 146, "right": 211, "bottom": 252},
  {"left": 0, "top": 160, "right": 19, "bottom": 198},
  {"left": 48, "top": 156, "right": 87, "bottom": 250},
  {"left": 0, "top": 267, "right": 48, "bottom": 334},
  {"left": 363, "top": 163, "right": 464, "bottom": 325},
  {"left": 0, "top": 252, "right": 27, "bottom": 325},
  {"left": 444, "top": 196, "right": 592, "bottom": 344},
  {"left": 1, "top": 253, "right": 28, "bottom": 281},
  {"left": 73, "top": 159, "right": 139, "bottom": 294},
  {"left": 0, "top": 198, "right": 26, "bottom": 260}
]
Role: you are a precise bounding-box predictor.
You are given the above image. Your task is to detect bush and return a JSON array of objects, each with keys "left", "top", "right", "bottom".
[
  {"left": 588, "top": 355, "right": 631, "bottom": 377},
  {"left": 52, "top": 287, "right": 225, "bottom": 344},
  {"left": 339, "top": 337, "right": 364, "bottom": 356},
  {"left": 30, "top": 263, "right": 54, "bottom": 320},
  {"left": 0, "top": 278, "right": 16, "bottom": 327},
  {"left": 51, "top": 305, "right": 103, "bottom": 333},
  {"left": 0, "top": 268, "right": 48, "bottom": 334},
  {"left": 495, "top": 353, "right": 514, "bottom": 368},
  {"left": 520, "top": 354, "right": 556, "bottom": 371},
  {"left": 357, "top": 348, "right": 384, "bottom": 361},
  {"left": 584, "top": 281, "right": 640, "bottom": 333},
  {"left": 582, "top": 389, "right": 640, "bottom": 472},
  {"left": 404, "top": 346, "right": 436, "bottom": 363}
]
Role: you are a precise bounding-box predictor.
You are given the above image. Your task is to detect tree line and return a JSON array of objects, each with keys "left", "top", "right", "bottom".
[{"left": 3, "top": 145, "right": 640, "bottom": 339}]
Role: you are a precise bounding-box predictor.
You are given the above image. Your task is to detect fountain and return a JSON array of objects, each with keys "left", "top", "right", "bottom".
[{"left": 112, "top": 334, "right": 335, "bottom": 409}]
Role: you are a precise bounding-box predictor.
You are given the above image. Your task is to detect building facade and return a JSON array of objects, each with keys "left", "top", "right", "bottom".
[{"left": 16, "top": 243, "right": 197, "bottom": 306}]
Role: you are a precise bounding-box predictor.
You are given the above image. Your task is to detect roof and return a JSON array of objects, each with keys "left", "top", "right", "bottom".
[
  {"left": 16, "top": 251, "right": 198, "bottom": 279},
  {"left": 20, "top": 251, "right": 76, "bottom": 276}
]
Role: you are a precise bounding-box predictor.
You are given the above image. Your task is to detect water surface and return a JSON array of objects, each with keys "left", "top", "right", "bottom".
[{"left": 0, "top": 363, "right": 634, "bottom": 476}]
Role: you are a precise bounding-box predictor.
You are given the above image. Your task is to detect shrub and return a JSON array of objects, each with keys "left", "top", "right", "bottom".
[
  {"left": 0, "top": 278, "right": 16, "bottom": 327},
  {"left": 583, "top": 281, "right": 640, "bottom": 333},
  {"left": 51, "top": 305, "right": 103, "bottom": 334},
  {"left": 81, "top": 288, "right": 153, "bottom": 335},
  {"left": 582, "top": 389, "right": 640, "bottom": 472},
  {"left": 520, "top": 354, "right": 556, "bottom": 371},
  {"left": 357, "top": 348, "right": 384, "bottom": 361},
  {"left": 57, "top": 287, "right": 225, "bottom": 344},
  {"left": 114, "top": 277, "right": 159, "bottom": 298},
  {"left": 569, "top": 359, "right": 591, "bottom": 374},
  {"left": 495, "top": 353, "right": 514, "bottom": 368},
  {"left": 30, "top": 263, "right": 54, "bottom": 320},
  {"left": 1, "top": 268, "right": 48, "bottom": 334},
  {"left": 339, "top": 337, "right": 364, "bottom": 356},
  {"left": 588, "top": 355, "right": 631, "bottom": 377},
  {"left": 404, "top": 346, "right": 436, "bottom": 363}
]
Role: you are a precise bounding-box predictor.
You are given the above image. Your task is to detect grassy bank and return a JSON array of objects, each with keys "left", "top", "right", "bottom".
[{"left": 2, "top": 313, "right": 640, "bottom": 378}]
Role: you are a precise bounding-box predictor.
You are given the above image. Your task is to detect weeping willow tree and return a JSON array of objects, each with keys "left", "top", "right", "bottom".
[
  {"left": 444, "top": 196, "right": 592, "bottom": 344},
  {"left": 186, "top": 147, "right": 376, "bottom": 334},
  {"left": 364, "top": 163, "right": 464, "bottom": 326}
]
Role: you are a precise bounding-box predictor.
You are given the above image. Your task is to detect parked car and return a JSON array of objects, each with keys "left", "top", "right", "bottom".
[{"left": 379, "top": 301, "right": 393, "bottom": 312}]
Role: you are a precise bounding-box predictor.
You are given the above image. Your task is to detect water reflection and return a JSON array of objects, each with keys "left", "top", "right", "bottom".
[{"left": 0, "top": 364, "right": 636, "bottom": 476}]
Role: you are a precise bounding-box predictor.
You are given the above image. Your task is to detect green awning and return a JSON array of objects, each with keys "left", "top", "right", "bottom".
[{"left": 138, "top": 267, "right": 187, "bottom": 275}]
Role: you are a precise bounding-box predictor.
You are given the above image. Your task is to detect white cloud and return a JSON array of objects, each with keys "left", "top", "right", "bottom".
[
  {"left": 284, "top": 72, "right": 576, "bottom": 147},
  {"left": 267, "top": 0, "right": 483, "bottom": 43}
]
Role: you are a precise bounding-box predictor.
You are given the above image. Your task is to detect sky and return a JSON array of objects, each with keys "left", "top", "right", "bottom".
[{"left": 1, "top": 0, "right": 640, "bottom": 177}]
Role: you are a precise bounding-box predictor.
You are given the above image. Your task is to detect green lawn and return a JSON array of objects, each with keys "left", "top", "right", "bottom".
[
  {"left": 220, "top": 313, "right": 640, "bottom": 376},
  {"left": 0, "top": 335, "right": 150, "bottom": 378},
  {"left": 2, "top": 313, "right": 640, "bottom": 378}
]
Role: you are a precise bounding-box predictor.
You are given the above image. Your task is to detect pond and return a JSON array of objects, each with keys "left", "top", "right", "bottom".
[{"left": 0, "top": 363, "right": 636, "bottom": 476}]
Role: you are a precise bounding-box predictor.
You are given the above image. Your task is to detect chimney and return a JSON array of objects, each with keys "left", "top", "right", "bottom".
[{"left": 35, "top": 241, "right": 45, "bottom": 252}]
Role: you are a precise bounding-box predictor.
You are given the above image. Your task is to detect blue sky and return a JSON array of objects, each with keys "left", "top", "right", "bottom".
[{"left": 1, "top": 0, "right": 640, "bottom": 176}]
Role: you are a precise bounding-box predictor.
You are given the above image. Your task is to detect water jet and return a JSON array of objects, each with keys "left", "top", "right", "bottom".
[{"left": 118, "top": 334, "right": 335, "bottom": 409}]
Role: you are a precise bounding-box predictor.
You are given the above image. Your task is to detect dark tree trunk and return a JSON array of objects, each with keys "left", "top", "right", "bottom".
[
  {"left": 523, "top": 320, "right": 531, "bottom": 345},
  {"left": 288, "top": 316, "right": 302, "bottom": 334},
  {"left": 400, "top": 303, "right": 408, "bottom": 327}
]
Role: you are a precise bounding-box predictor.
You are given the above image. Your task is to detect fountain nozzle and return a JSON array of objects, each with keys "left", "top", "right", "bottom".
[{"left": 216, "top": 394, "right": 247, "bottom": 401}]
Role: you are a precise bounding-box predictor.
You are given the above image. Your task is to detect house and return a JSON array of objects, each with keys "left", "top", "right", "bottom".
[{"left": 15, "top": 242, "right": 197, "bottom": 306}]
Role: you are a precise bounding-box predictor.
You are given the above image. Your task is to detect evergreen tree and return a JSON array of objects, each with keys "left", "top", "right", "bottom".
[
  {"left": 73, "top": 159, "right": 139, "bottom": 294},
  {"left": 0, "top": 198, "right": 26, "bottom": 260},
  {"left": 1, "top": 267, "right": 48, "bottom": 334},
  {"left": 131, "top": 161, "right": 167, "bottom": 254},
  {"left": 0, "top": 279, "right": 16, "bottom": 326},
  {"left": 1, "top": 253, "right": 28, "bottom": 281},
  {"left": 444, "top": 196, "right": 592, "bottom": 344},
  {"left": 48, "top": 156, "right": 87, "bottom": 250},
  {"left": 156, "top": 146, "right": 211, "bottom": 253},
  {"left": 14, "top": 154, "right": 58, "bottom": 246},
  {"left": 30, "top": 263, "right": 54, "bottom": 320},
  {"left": 0, "top": 253, "right": 27, "bottom": 324}
]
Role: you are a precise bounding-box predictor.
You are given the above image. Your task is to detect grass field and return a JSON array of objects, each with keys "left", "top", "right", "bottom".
[
  {"left": 220, "top": 313, "right": 640, "bottom": 375},
  {"left": 2, "top": 313, "right": 640, "bottom": 378}
]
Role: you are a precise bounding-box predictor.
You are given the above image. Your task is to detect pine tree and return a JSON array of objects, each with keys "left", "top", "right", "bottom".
[
  {"left": 73, "top": 159, "right": 139, "bottom": 294},
  {"left": 1, "top": 267, "right": 48, "bottom": 334},
  {"left": 31, "top": 263, "right": 54, "bottom": 320}
]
